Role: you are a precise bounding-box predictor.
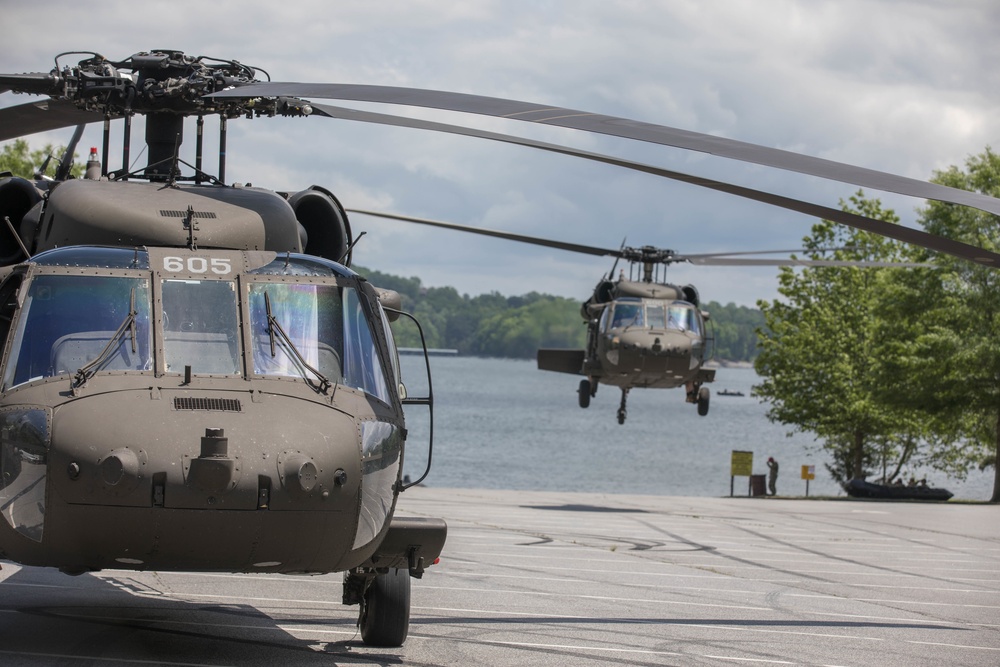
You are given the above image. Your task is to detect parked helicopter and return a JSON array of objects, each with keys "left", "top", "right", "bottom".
[
  {"left": 1, "top": 49, "right": 1000, "bottom": 647},
  {"left": 0, "top": 50, "right": 446, "bottom": 647},
  {"left": 345, "top": 209, "right": 933, "bottom": 424}
]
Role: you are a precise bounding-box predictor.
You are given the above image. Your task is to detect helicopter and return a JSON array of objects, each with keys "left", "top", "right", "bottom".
[
  {"left": 1, "top": 49, "right": 1000, "bottom": 647},
  {"left": 0, "top": 50, "right": 447, "bottom": 648},
  {"left": 345, "top": 209, "right": 935, "bottom": 424}
]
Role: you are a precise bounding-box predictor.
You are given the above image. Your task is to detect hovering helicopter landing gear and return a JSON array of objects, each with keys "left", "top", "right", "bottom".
[
  {"left": 617, "top": 388, "right": 630, "bottom": 425},
  {"left": 578, "top": 378, "right": 596, "bottom": 408},
  {"left": 347, "top": 568, "right": 411, "bottom": 647},
  {"left": 697, "top": 386, "right": 710, "bottom": 417}
]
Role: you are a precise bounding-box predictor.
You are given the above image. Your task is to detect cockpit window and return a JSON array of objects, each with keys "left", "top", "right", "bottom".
[
  {"left": 247, "top": 282, "right": 391, "bottom": 404},
  {"left": 610, "top": 300, "right": 644, "bottom": 329},
  {"left": 667, "top": 303, "right": 701, "bottom": 334},
  {"left": 162, "top": 279, "right": 240, "bottom": 375},
  {"left": 248, "top": 283, "right": 342, "bottom": 384},
  {"left": 2, "top": 275, "right": 152, "bottom": 390},
  {"left": 646, "top": 303, "right": 667, "bottom": 329}
]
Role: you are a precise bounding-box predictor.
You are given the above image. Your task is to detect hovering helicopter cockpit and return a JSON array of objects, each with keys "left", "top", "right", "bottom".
[
  {"left": 603, "top": 298, "right": 703, "bottom": 336},
  {"left": 0, "top": 245, "right": 445, "bottom": 647}
]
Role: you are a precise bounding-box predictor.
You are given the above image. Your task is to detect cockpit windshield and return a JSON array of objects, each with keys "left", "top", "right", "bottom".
[
  {"left": 667, "top": 303, "right": 701, "bottom": 334},
  {"left": 162, "top": 279, "right": 240, "bottom": 375},
  {"left": 247, "top": 282, "right": 391, "bottom": 404},
  {"left": 603, "top": 298, "right": 701, "bottom": 335},
  {"left": 609, "top": 299, "right": 644, "bottom": 328},
  {"left": 0, "top": 250, "right": 395, "bottom": 406},
  {"left": 2, "top": 275, "right": 152, "bottom": 390}
]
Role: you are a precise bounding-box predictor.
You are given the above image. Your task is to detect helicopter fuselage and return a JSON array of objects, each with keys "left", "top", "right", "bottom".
[
  {"left": 538, "top": 279, "right": 715, "bottom": 423},
  {"left": 0, "top": 246, "right": 443, "bottom": 575},
  {"left": 588, "top": 322, "right": 705, "bottom": 390}
]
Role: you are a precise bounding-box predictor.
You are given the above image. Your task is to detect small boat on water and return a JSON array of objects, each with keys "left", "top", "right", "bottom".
[
  {"left": 717, "top": 389, "right": 745, "bottom": 397},
  {"left": 845, "top": 478, "right": 953, "bottom": 501}
]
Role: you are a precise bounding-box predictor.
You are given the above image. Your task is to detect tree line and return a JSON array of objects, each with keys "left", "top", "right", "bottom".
[{"left": 358, "top": 265, "right": 764, "bottom": 362}]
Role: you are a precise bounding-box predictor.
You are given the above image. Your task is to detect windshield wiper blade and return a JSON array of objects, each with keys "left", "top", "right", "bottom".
[
  {"left": 74, "top": 287, "right": 137, "bottom": 389},
  {"left": 264, "top": 291, "right": 331, "bottom": 392}
]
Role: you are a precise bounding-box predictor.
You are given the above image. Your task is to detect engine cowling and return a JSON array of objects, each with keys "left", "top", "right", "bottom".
[
  {"left": 0, "top": 176, "right": 44, "bottom": 265},
  {"left": 287, "top": 185, "right": 354, "bottom": 267}
]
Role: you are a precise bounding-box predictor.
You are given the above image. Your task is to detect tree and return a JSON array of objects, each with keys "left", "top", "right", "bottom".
[
  {"left": 875, "top": 148, "right": 1000, "bottom": 501},
  {"left": 753, "top": 194, "right": 929, "bottom": 485},
  {"left": 0, "top": 139, "right": 82, "bottom": 179}
]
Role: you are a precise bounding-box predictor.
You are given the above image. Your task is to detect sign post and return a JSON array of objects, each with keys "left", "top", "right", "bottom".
[
  {"left": 731, "top": 450, "right": 753, "bottom": 496},
  {"left": 801, "top": 465, "right": 815, "bottom": 496}
]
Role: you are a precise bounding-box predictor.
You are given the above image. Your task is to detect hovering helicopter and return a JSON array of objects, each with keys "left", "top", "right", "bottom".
[
  {"left": 2, "top": 49, "right": 1000, "bottom": 647},
  {"left": 345, "top": 209, "right": 934, "bottom": 424}
]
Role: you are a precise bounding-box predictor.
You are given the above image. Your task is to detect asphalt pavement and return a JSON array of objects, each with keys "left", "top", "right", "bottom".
[{"left": 1, "top": 487, "right": 997, "bottom": 666}]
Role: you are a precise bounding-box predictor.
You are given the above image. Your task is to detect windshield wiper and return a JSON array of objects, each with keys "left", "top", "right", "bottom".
[
  {"left": 74, "top": 287, "right": 137, "bottom": 389},
  {"left": 264, "top": 291, "right": 331, "bottom": 392}
]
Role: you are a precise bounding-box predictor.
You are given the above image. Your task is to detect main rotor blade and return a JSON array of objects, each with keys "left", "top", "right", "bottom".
[
  {"left": 0, "top": 72, "right": 57, "bottom": 96},
  {"left": 346, "top": 209, "right": 621, "bottom": 258},
  {"left": 348, "top": 209, "right": 936, "bottom": 269},
  {"left": 323, "top": 105, "right": 1000, "bottom": 267},
  {"left": 688, "top": 257, "right": 934, "bottom": 268},
  {"left": 678, "top": 248, "right": 852, "bottom": 260},
  {"left": 213, "top": 83, "right": 1000, "bottom": 217},
  {"left": 0, "top": 99, "right": 99, "bottom": 141}
]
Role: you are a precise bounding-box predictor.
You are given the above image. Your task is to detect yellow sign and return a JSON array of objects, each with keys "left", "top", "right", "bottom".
[
  {"left": 731, "top": 450, "right": 753, "bottom": 477},
  {"left": 801, "top": 465, "right": 815, "bottom": 480}
]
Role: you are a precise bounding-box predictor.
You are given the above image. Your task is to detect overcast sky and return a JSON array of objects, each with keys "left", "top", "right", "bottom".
[{"left": 2, "top": 0, "right": 998, "bottom": 306}]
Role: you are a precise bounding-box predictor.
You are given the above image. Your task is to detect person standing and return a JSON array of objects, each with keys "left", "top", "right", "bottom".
[{"left": 767, "top": 457, "right": 779, "bottom": 496}]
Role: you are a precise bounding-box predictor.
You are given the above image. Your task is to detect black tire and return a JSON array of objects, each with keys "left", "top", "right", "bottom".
[
  {"left": 360, "top": 568, "right": 411, "bottom": 647},
  {"left": 697, "top": 387, "right": 710, "bottom": 416},
  {"left": 578, "top": 379, "right": 591, "bottom": 408},
  {"left": 617, "top": 408, "right": 626, "bottom": 425}
]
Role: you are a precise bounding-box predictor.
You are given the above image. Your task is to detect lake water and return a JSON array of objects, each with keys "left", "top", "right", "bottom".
[{"left": 397, "top": 355, "right": 994, "bottom": 501}]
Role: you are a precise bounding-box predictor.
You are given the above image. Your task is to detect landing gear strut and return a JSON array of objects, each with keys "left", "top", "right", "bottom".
[{"left": 617, "top": 388, "right": 629, "bottom": 424}]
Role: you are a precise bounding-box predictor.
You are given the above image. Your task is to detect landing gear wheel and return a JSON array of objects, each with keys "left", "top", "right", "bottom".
[
  {"left": 578, "top": 379, "right": 591, "bottom": 408},
  {"left": 697, "top": 387, "right": 710, "bottom": 416},
  {"left": 359, "top": 568, "right": 411, "bottom": 647}
]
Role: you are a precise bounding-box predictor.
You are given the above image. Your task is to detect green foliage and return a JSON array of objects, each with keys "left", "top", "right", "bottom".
[
  {"left": 357, "top": 265, "right": 763, "bottom": 361},
  {"left": 753, "top": 193, "right": 930, "bottom": 485},
  {"left": 875, "top": 147, "right": 1000, "bottom": 501},
  {"left": 0, "top": 139, "right": 83, "bottom": 179},
  {"left": 704, "top": 301, "right": 765, "bottom": 361}
]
